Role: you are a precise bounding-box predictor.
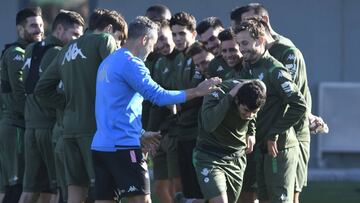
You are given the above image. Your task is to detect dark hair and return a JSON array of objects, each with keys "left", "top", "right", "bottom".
[
  {"left": 230, "top": 3, "right": 269, "bottom": 25},
  {"left": 235, "top": 80, "right": 267, "bottom": 110},
  {"left": 218, "top": 28, "right": 234, "bottom": 42},
  {"left": 95, "top": 10, "right": 128, "bottom": 44},
  {"left": 233, "top": 19, "right": 266, "bottom": 39},
  {"left": 88, "top": 8, "right": 109, "bottom": 31},
  {"left": 170, "top": 12, "right": 196, "bottom": 32},
  {"left": 186, "top": 41, "right": 206, "bottom": 58},
  {"left": 16, "top": 7, "right": 42, "bottom": 25},
  {"left": 145, "top": 4, "right": 171, "bottom": 22},
  {"left": 128, "top": 16, "right": 159, "bottom": 40},
  {"left": 52, "top": 10, "right": 85, "bottom": 32},
  {"left": 159, "top": 19, "right": 170, "bottom": 29},
  {"left": 196, "top": 17, "right": 223, "bottom": 35}
]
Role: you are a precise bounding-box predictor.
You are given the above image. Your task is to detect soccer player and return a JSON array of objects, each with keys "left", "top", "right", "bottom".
[
  {"left": 19, "top": 10, "right": 84, "bottom": 203},
  {"left": 232, "top": 4, "right": 327, "bottom": 202},
  {"left": 170, "top": 12, "right": 205, "bottom": 200},
  {"left": 194, "top": 79, "right": 266, "bottom": 203},
  {"left": 196, "top": 17, "right": 224, "bottom": 57},
  {"left": 207, "top": 28, "right": 243, "bottom": 80},
  {"left": 147, "top": 19, "right": 181, "bottom": 203},
  {"left": 187, "top": 42, "right": 214, "bottom": 79},
  {"left": 0, "top": 7, "right": 44, "bottom": 203},
  {"left": 234, "top": 19, "right": 306, "bottom": 203},
  {"left": 90, "top": 16, "right": 221, "bottom": 203},
  {"left": 34, "top": 10, "right": 127, "bottom": 203}
]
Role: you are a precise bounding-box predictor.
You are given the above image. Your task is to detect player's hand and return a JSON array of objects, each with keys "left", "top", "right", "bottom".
[
  {"left": 229, "top": 82, "right": 245, "bottom": 97},
  {"left": 245, "top": 135, "right": 255, "bottom": 154},
  {"left": 141, "top": 131, "right": 161, "bottom": 156},
  {"left": 195, "top": 77, "right": 222, "bottom": 97},
  {"left": 267, "top": 140, "right": 278, "bottom": 157},
  {"left": 309, "top": 114, "right": 329, "bottom": 134}
]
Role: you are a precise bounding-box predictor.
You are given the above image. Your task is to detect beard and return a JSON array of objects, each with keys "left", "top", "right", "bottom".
[
  {"left": 241, "top": 49, "right": 258, "bottom": 63},
  {"left": 23, "top": 30, "right": 42, "bottom": 43}
]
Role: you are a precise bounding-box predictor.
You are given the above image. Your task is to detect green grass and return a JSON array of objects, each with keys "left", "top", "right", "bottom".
[{"left": 300, "top": 181, "right": 360, "bottom": 203}]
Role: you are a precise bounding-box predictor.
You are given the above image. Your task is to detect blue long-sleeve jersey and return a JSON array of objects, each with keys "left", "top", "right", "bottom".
[{"left": 91, "top": 48, "right": 186, "bottom": 151}]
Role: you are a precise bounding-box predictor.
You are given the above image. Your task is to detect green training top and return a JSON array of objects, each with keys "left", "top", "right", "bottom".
[
  {"left": 173, "top": 51, "right": 204, "bottom": 141},
  {"left": 208, "top": 56, "right": 243, "bottom": 80},
  {"left": 35, "top": 32, "right": 117, "bottom": 137},
  {"left": 241, "top": 51, "right": 306, "bottom": 151},
  {"left": 146, "top": 50, "right": 178, "bottom": 132},
  {"left": 197, "top": 79, "right": 256, "bottom": 155},
  {"left": 0, "top": 37, "right": 28, "bottom": 128},
  {"left": 269, "top": 34, "right": 312, "bottom": 142},
  {"left": 22, "top": 35, "right": 63, "bottom": 128}
]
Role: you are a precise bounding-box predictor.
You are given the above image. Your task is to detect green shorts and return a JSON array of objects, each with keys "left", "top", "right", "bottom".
[
  {"left": 63, "top": 135, "right": 94, "bottom": 187},
  {"left": 153, "top": 135, "right": 179, "bottom": 180},
  {"left": 257, "top": 146, "right": 299, "bottom": 203},
  {"left": 0, "top": 125, "right": 24, "bottom": 186},
  {"left": 295, "top": 141, "right": 310, "bottom": 192},
  {"left": 52, "top": 124, "right": 67, "bottom": 200},
  {"left": 23, "top": 128, "right": 57, "bottom": 193},
  {"left": 193, "top": 149, "right": 246, "bottom": 202}
]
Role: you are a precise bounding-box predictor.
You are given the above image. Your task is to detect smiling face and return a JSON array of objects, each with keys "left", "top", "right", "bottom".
[
  {"left": 199, "top": 27, "right": 222, "bottom": 56},
  {"left": 221, "top": 40, "right": 242, "bottom": 67},
  {"left": 192, "top": 50, "right": 214, "bottom": 76},
  {"left": 235, "top": 30, "right": 264, "bottom": 63},
  {"left": 156, "top": 25, "right": 175, "bottom": 55},
  {"left": 22, "top": 16, "right": 44, "bottom": 42}
]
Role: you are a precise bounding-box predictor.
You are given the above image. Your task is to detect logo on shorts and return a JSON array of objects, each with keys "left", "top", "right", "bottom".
[
  {"left": 201, "top": 168, "right": 209, "bottom": 176},
  {"left": 128, "top": 185, "right": 138, "bottom": 192},
  {"left": 204, "top": 177, "right": 209, "bottom": 183},
  {"left": 130, "top": 150, "right": 137, "bottom": 163}
]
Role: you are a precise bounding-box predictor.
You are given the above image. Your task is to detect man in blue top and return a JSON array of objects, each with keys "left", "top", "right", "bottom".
[{"left": 91, "top": 16, "right": 221, "bottom": 203}]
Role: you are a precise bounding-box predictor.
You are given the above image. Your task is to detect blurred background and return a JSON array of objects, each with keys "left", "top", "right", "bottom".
[{"left": 1, "top": 0, "right": 359, "bottom": 202}]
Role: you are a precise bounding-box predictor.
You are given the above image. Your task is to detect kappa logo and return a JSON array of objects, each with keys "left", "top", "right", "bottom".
[
  {"left": 128, "top": 186, "right": 138, "bottom": 192},
  {"left": 13, "top": 54, "right": 24, "bottom": 61},
  {"left": 211, "top": 92, "right": 219, "bottom": 99},
  {"left": 287, "top": 54, "right": 295, "bottom": 60},
  {"left": 22, "top": 58, "right": 31, "bottom": 70},
  {"left": 217, "top": 65, "right": 224, "bottom": 72},
  {"left": 61, "top": 43, "right": 87, "bottom": 65},
  {"left": 281, "top": 81, "right": 293, "bottom": 96},
  {"left": 201, "top": 168, "right": 209, "bottom": 176},
  {"left": 277, "top": 70, "right": 284, "bottom": 79},
  {"left": 258, "top": 72, "right": 264, "bottom": 81}
]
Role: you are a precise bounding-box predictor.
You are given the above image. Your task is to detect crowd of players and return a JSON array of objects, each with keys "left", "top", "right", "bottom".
[{"left": 0, "top": 2, "right": 328, "bottom": 203}]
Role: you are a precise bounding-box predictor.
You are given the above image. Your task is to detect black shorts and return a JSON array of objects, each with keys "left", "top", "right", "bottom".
[
  {"left": 178, "top": 139, "right": 203, "bottom": 199},
  {"left": 92, "top": 149, "right": 150, "bottom": 201}
]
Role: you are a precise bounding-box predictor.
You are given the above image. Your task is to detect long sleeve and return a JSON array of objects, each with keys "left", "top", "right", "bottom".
[
  {"left": 266, "top": 68, "right": 307, "bottom": 140},
  {"left": 34, "top": 55, "right": 65, "bottom": 109},
  {"left": 122, "top": 57, "right": 186, "bottom": 106},
  {"left": 201, "top": 90, "right": 233, "bottom": 133},
  {"left": 7, "top": 48, "right": 26, "bottom": 115}
]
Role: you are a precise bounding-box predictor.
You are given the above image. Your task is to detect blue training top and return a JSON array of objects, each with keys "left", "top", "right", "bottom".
[{"left": 91, "top": 48, "right": 186, "bottom": 152}]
